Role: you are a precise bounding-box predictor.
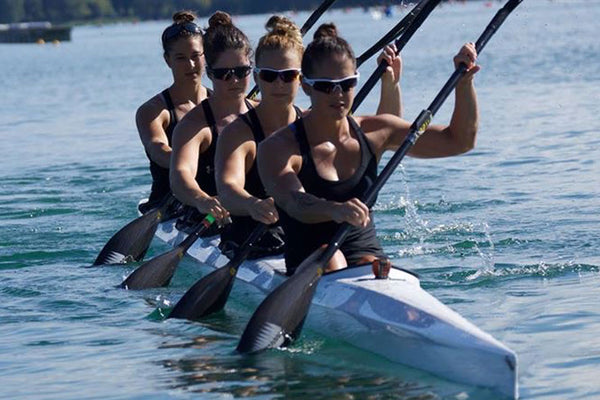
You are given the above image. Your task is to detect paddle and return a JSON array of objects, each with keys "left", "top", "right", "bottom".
[
  {"left": 246, "top": 0, "right": 338, "bottom": 100},
  {"left": 237, "top": 0, "right": 523, "bottom": 354},
  {"left": 352, "top": 0, "right": 442, "bottom": 113},
  {"left": 93, "top": 194, "right": 180, "bottom": 265},
  {"left": 168, "top": 223, "right": 268, "bottom": 320},
  {"left": 355, "top": 0, "right": 432, "bottom": 68},
  {"left": 120, "top": 214, "right": 216, "bottom": 290}
]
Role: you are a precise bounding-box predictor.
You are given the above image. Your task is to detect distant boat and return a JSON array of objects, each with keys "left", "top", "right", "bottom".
[{"left": 0, "top": 21, "right": 71, "bottom": 44}]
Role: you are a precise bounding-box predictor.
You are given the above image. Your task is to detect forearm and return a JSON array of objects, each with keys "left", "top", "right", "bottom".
[
  {"left": 377, "top": 80, "right": 402, "bottom": 117},
  {"left": 281, "top": 191, "right": 339, "bottom": 224},
  {"left": 448, "top": 80, "right": 478, "bottom": 153},
  {"left": 147, "top": 142, "right": 172, "bottom": 169},
  {"left": 170, "top": 169, "right": 211, "bottom": 209},
  {"left": 219, "top": 183, "right": 258, "bottom": 216}
]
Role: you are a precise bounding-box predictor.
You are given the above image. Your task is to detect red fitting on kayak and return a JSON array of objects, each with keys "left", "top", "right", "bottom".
[{"left": 372, "top": 258, "right": 391, "bottom": 279}]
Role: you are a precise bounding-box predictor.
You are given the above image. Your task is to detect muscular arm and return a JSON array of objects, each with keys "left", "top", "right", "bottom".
[
  {"left": 136, "top": 97, "right": 172, "bottom": 168},
  {"left": 170, "top": 117, "right": 211, "bottom": 206},
  {"left": 215, "top": 119, "right": 258, "bottom": 215},
  {"left": 376, "top": 44, "right": 403, "bottom": 118},
  {"left": 368, "top": 43, "right": 479, "bottom": 158}
]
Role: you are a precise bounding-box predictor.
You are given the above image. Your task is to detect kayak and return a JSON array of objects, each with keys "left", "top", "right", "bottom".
[{"left": 156, "top": 218, "right": 518, "bottom": 398}]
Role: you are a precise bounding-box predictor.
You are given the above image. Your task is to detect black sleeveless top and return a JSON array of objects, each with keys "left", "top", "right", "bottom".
[
  {"left": 144, "top": 88, "right": 213, "bottom": 208},
  {"left": 278, "top": 116, "right": 384, "bottom": 274},
  {"left": 195, "top": 97, "right": 254, "bottom": 197},
  {"left": 146, "top": 89, "right": 176, "bottom": 205},
  {"left": 219, "top": 106, "right": 302, "bottom": 259}
]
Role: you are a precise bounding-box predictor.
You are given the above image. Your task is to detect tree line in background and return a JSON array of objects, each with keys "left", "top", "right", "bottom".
[{"left": 0, "top": 0, "right": 410, "bottom": 24}]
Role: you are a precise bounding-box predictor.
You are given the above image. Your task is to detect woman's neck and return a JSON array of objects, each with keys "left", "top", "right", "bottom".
[
  {"left": 255, "top": 99, "right": 297, "bottom": 137},
  {"left": 170, "top": 80, "right": 207, "bottom": 105},
  {"left": 303, "top": 109, "right": 348, "bottom": 145},
  {"left": 208, "top": 92, "right": 249, "bottom": 122}
]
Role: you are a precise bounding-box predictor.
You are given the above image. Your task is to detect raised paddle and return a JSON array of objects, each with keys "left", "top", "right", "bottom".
[
  {"left": 352, "top": 0, "right": 443, "bottom": 114},
  {"left": 168, "top": 223, "right": 269, "bottom": 320},
  {"left": 93, "top": 194, "right": 180, "bottom": 265},
  {"left": 237, "top": 0, "right": 524, "bottom": 354},
  {"left": 120, "top": 214, "right": 216, "bottom": 290},
  {"left": 355, "top": 0, "right": 432, "bottom": 68},
  {"left": 246, "top": 0, "right": 338, "bottom": 100}
]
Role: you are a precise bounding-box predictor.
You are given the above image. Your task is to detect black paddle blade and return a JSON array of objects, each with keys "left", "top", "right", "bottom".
[
  {"left": 237, "top": 249, "right": 325, "bottom": 354},
  {"left": 93, "top": 208, "right": 162, "bottom": 265},
  {"left": 120, "top": 247, "right": 184, "bottom": 290},
  {"left": 168, "top": 264, "right": 237, "bottom": 320}
]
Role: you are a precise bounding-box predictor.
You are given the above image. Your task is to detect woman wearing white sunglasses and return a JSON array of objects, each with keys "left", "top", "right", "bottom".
[
  {"left": 214, "top": 18, "right": 402, "bottom": 260},
  {"left": 257, "top": 23, "right": 480, "bottom": 275}
]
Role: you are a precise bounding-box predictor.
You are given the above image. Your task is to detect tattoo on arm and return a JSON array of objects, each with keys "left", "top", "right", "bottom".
[{"left": 291, "top": 191, "right": 322, "bottom": 210}]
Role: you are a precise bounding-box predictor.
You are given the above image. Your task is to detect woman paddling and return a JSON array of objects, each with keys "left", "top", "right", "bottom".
[
  {"left": 215, "top": 19, "right": 403, "bottom": 260},
  {"left": 170, "top": 11, "right": 255, "bottom": 229},
  {"left": 136, "top": 11, "right": 209, "bottom": 214},
  {"left": 257, "top": 24, "right": 480, "bottom": 275}
]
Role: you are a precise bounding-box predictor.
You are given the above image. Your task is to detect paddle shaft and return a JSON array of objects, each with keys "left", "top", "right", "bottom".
[
  {"left": 246, "top": 0, "right": 337, "bottom": 100},
  {"left": 352, "top": 0, "right": 441, "bottom": 113},
  {"left": 355, "top": 0, "right": 434, "bottom": 68},
  {"left": 322, "top": 0, "right": 524, "bottom": 265},
  {"left": 176, "top": 214, "right": 216, "bottom": 253}
]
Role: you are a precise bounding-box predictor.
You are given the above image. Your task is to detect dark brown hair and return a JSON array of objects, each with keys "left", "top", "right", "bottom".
[
  {"left": 161, "top": 10, "right": 202, "bottom": 55},
  {"left": 255, "top": 15, "right": 303, "bottom": 65},
  {"left": 203, "top": 11, "right": 252, "bottom": 67},
  {"left": 301, "top": 23, "right": 356, "bottom": 78}
]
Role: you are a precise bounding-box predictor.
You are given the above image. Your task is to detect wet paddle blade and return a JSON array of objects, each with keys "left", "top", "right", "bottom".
[
  {"left": 93, "top": 208, "right": 162, "bottom": 265},
  {"left": 120, "top": 247, "right": 184, "bottom": 290},
  {"left": 237, "top": 249, "right": 325, "bottom": 354},
  {"left": 168, "top": 264, "right": 237, "bottom": 320}
]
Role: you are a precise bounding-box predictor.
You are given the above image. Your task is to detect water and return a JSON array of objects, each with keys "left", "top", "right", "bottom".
[{"left": 1, "top": 1, "right": 599, "bottom": 399}]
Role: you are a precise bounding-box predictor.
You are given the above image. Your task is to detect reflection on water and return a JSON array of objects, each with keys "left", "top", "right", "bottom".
[{"left": 159, "top": 350, "right": 437, "bottom": 399}]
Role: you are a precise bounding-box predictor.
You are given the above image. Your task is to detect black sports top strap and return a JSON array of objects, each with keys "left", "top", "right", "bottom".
[{"left": 160, "top": 89, "right": 177, "bottom": 142}]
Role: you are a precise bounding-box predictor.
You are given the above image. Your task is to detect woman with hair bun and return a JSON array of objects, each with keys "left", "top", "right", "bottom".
[
  {"left": 214, "top": 17, "right": 402, "bottom": 259},
  {"left": 136, "top": 10, "right": 209, "bottom": 213},
  {"left": 258, "top": 23, "right": 480, "bottom": 275},
  {"left": 170, "top": 11, "right": 256, "bottom": 226}
]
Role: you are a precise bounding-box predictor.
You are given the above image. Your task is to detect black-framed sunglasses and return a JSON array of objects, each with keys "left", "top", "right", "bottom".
[
  {"left": 254, "top": 67, "right": 301, "bottom": 83},
  {"left": 207, "top": 66, "right": 253, "bottom": 81},
  {"left": 302, "top": 74, "right": 360, "bottom": 94},
  {"left": 162, "top": 22, "right": 202, "bottom": 43}
]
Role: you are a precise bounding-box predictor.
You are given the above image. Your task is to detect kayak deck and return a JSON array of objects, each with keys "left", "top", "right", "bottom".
[{"left": 156, "top": 218, "right": 518, "bottom": 398}]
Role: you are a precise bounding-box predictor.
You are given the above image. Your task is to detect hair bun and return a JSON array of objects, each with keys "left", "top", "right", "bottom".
[
  {"left": 172, "top": 10, "right": 196, "bottom": 24},
  {"left": 208, "top": 11, "right": 233, "bottom": 28},
  {"left": 313, "top": 23, "right": 337, "bottom": 40},
  {"left": 265, "top": 15, "right": 295, "bottom": 35}
]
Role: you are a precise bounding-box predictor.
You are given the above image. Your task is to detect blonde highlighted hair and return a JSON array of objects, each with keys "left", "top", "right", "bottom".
[{"left": 256, "top": 15, "right": 304, "bottom": 64}]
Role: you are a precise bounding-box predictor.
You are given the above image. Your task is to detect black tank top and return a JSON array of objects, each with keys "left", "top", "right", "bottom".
[
  {"left": 195, "top": 97, "right": 253, "bottom": 196},
  {"left": 278, "top": 116, "right": 384, "bottom": 274},
  {"left": 146, "top": 89, "right": 176, "bottom": 205},
  {"left": 219, "top": 106, "right": 302, "bottom": 258},
  {"left": 145, "top": 88, "right": 213, "bottom": 205}
]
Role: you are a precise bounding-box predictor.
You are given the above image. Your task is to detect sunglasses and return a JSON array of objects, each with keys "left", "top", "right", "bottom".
[
  {"left": 302, "top": 74, "right": 360, "bottom": 94},
  {"left": 207, "top": 65, "right": 253, "bottom": 81},
  {"left": 254, "top": 67, "right": 301, "bottom": 83},
  {"left": 162, "top": 22, "right": 202, "bottom": 42}
]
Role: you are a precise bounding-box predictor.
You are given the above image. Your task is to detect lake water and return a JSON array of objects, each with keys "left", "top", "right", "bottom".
[{"left": 1, "top": 1, "right": 599, "bottom": 399}]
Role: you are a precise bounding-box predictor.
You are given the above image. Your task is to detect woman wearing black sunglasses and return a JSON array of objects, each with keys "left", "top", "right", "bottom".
[
  {"left": 170, "top": 11, "right": 256, "bottom": 226},
  {"left": 136, "top": 11, "right": 209, "bottom": 214},
  {"left": 257, "top": 23, "right": 480, "bottom": 276},
  {"left": 213, "top": 18, "right": 403, "bottom": 260}
]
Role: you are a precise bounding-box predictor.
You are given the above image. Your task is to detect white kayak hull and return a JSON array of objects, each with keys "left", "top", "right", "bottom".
[{"left": 156, "top": 219, "right": 518, "bottom": 398}]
